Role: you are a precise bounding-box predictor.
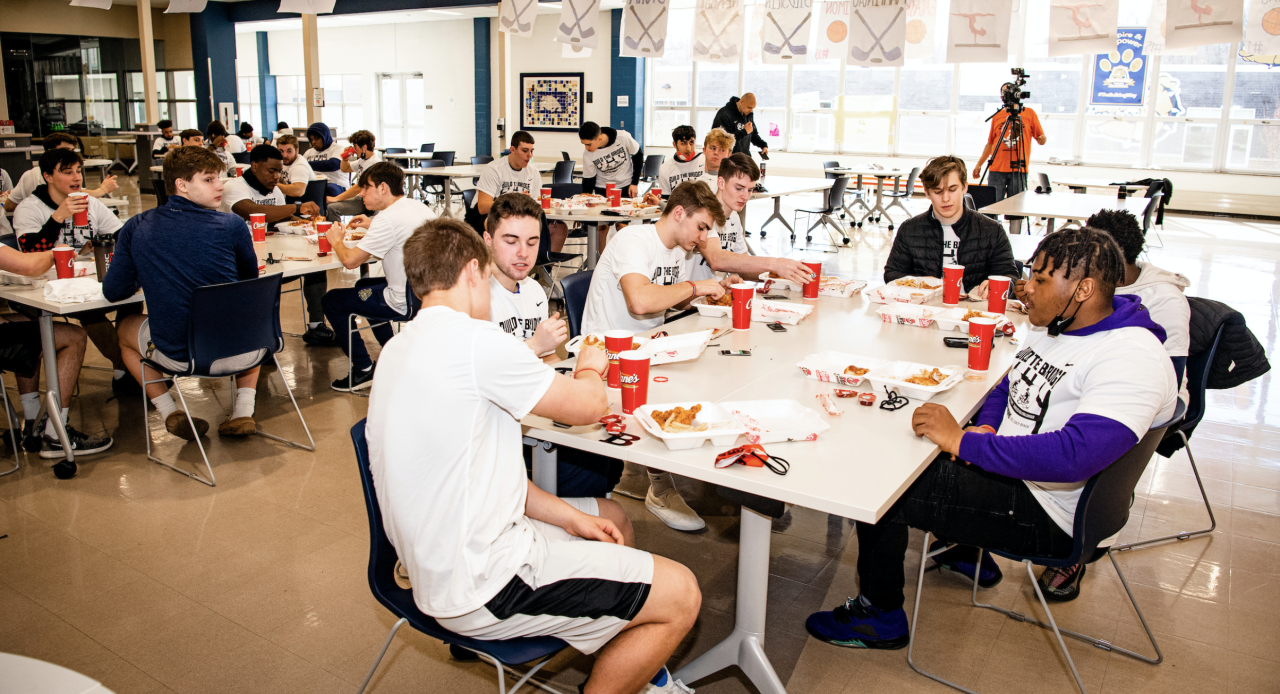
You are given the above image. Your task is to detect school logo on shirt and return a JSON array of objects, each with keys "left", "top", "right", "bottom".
[
  {"left": 498, "top": 315, "right": 541, "bottom": 338},
  {"left": 592, "top": 147, "right": 630, "bottom": 175},
  {"left": 650, "top": 265, "right": 684, "bottom": 285},
  {"left": 1006, "top": 346, "right": 1073, "bottom": 434},
  {"left": 671, "top": 170, "right": 705, "bottom": 187},
  {"left": 499, "top": 181, "right": 532, "bottom": 196}
]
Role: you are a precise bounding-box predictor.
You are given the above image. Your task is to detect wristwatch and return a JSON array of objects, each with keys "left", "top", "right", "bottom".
[{"left": 294, "top": 202, "right": 302, "bottom": 215}]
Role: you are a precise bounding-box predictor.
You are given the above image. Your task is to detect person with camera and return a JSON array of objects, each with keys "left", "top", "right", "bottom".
[{"left": 973, "top": 81, "right": 1046, "bottom": 203}]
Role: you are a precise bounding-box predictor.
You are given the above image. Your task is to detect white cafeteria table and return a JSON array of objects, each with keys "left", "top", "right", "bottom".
[
  {"left": 544, "top": 206, "right": 661, "bottom": 269},
  {"left": 522, "top": 280, "right": 1025, "bottom": 693},
  {"left": 980, "top": 190, "right": 1153, "bottom": 235},
  {"left": 746, "top": 176, "right": 835, "bottom": 239},
  {"left": 401, "top": 162, "right": 562, "bottom": 215}
]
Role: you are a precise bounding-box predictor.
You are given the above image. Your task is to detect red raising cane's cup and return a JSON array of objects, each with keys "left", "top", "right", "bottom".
[
  {"left": 52, "top": 245, "right": 75, "bottom": 279},
  {"left": 70, "top": 192, "right": 90, "bottom": 227},
  {"left": 987, "top": 275, "right": 1011, "bottom": 314},
  {"left": 942, "top": 264, "right": 964, "bottom": 305},
  {"left": 540, "top": 188, "right": 551, "bottom": 210},
  {"left": 249, "top": 213, "right": 267, "bottom": 242},
  {"left": 967, "top": 316, "right": 997, "bottom": 375},
  {"left": 651, "top": 187, "right": 662, "bottom": 197},
  {"left": 603, "top": 330, "right": 634, "bottom": 389},
  {"left": 316, "top": 221, "right": 332, "bottom": 255},
  {"left": 731, "top": 283, "right": 754, "bottom": 330},
  {"left": 606, "top": 183, "right": 616, "bottom": 195},
  {"left": 802, "top": 261, "right": 822, "bottom": 299},
  {"left": 619, "top": 350, "right": 650, "bottom": 414},
  {"left": 608, "top": 190, "right": 622, "bottom": 208}
]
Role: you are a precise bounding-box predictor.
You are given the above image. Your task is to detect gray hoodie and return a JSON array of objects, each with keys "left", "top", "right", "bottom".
[{"left": 1119, "top": 261, "right": 1191, "bottom": 358}]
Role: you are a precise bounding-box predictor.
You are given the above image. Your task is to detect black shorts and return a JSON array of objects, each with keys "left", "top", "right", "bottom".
[{"left": 0, "top": 321, "right": 44, "bottom": 378}]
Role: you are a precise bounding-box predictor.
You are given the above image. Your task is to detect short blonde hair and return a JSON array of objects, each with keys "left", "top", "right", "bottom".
[{"left": 704, "top": 127, "right": 735, "bottom": 152}]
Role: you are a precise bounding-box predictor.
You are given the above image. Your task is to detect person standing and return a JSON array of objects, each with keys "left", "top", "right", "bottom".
[
  {"left": 711, "top": 93, "right": 769, "bottom": 158},
  {"left": 972, "top": 84, "right": 1047, "bottom": 203}
]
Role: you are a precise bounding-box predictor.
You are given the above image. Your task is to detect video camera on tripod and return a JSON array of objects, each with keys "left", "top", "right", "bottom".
[
  {"left": 978, "top": 68, "right": 1032, "bottom": 184},
  {"left": 1002, "top": 68, "right": 1030, "bottom": 113}
]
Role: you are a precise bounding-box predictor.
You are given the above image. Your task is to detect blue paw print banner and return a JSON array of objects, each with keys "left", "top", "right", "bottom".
[{"left": 1091, "top": 28, "right": 1148, "bottom": 106}]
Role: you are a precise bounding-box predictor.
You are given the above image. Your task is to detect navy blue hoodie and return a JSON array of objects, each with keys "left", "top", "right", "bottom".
[{"left": 304, "top": 122, "right": 341, "bottom": 173}]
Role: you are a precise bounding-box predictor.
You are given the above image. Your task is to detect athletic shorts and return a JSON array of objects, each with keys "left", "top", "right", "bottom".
[
  {"left": 138, "top": 317, "right": 265, "bottom": 375},
  {"left": 437, "top": 498, "right": 655, "bottom": 654},
  {"left": 0, "top": 320, "right": 44, "bottom": 378}
]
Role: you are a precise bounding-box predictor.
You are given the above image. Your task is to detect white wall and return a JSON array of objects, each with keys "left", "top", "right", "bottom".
[{"left": 497, "top": 12, "right": 613, "bottom": 160}]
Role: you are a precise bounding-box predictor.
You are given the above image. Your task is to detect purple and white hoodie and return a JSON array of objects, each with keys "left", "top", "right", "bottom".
[{"left": 958, "top": 295, "right": 1178, "bottom": 535}]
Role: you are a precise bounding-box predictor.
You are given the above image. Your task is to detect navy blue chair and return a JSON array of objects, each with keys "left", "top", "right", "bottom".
[
  {"left": 560, "top": 270, "right": 593, "bottom": 339},
  {"left": 232, "top": 151, "right": 250, "bottom": 165},
  {"left": 416, "top": 159, "right": 448, "bottom": 206},
  {"left": 349, "top": 419, "right": 568, "bottom": 694},
  {"left": 385, "top": 147, "right": 407, "bottom": 154},
  {"left": 286, "top": 179, "right": 327, "bottom": 216},
  {"left": 419, "top": 143, "right": 435, "bottom": 154},
  {"left": 552, "top": 160, "right": 575, "bottom": 186},
  {"left": 470, "top": 156, "right": 494, "bottom": 186},
  {"left": 141, "top": 274, "right": 314, "bottom": 486},
  {"left": 908, "top": 400, "right": 1186, "bottom": 694},
  {"left": 1112, "top": 325, "right": 1223, "bottom": 552},
  {"left": 533, "top": 215, "right": 582, "bottom": 301},
  {"left": 462, "top": 189, "right": 485, "bottom": 236}
]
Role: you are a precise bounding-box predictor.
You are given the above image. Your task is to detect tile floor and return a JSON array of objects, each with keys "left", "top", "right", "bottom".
[{"left": 0, "top": 175, "right": 1277, "bottom": 693}]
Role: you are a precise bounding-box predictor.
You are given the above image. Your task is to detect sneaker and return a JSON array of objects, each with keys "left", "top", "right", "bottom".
[
  {"left": 640, "top": 668, "right": 694, "bottom": 693},
  {"left": 21, "top": 419, "right": 42, "bottom": 453},
  {"left": 612, "top": 462, "right": 649, "bottom": 499},
  {"left": 39, "top": 425, "right": 113, "bottom": 459},
  {"left": 165, "top": 411, "right": 210, "bottom": 441},
  {"left": 217, "top": 416, "right": 256, "bottom": 437},
  {"left": 805, "top": 595, "right": 910, "bottom": 650},
  {"left": 111, "top": 374, "right": 141, "bottom": 397},
  {"left": 645, "top": 486, "right": 705, "bottom": 532},
  {"left": 302, "top": 325, "right": 339, "bottom": 347},
  {"left": 930, "top": 540, "right": 1003, "bottom": 589},
  {"left": 1037, "top": 564, "right": 1087, "bottom": 603},
  {"left": 332, "top": 364, "right": 375, "bottom": 392}
]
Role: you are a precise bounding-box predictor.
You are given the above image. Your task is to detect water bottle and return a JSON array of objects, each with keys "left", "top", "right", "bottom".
[{"left": 92, "top": 232, "right": 115, "bottom": 282}]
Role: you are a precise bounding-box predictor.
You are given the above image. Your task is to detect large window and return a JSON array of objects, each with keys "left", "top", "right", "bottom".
[
  {"left": 646, "top": 0, "right": 1278, "bottom": 174},
  {"left": 125, "top": 71, "right": 198, "bottom": 129},
  {"left": 275, "top": 76, "right": 306, "bottom": 134},
  {"left": 320, "top": 75, "right": 364, "bottom": 137},
  {"left": 238, "top": 76, "right": 260, "bottom": 132}
]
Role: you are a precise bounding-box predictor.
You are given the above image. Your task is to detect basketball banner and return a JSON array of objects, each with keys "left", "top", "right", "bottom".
[
  {"left": 1164, "top": 0, "right": 1243, "bottom": 51},
  {"left": 905, "top": 0, "right": 936, "bottom": 58},
  {"left": 1048, "top": 0, "right": 1119, "bottom": 57},
  {"left": 847, "top": 0, "right": 907, "bottom": 67},
  {"left": 1246, "top": 0, "right": 1280, "bottom": 54},
  {"left": 815, "top": 0, "right": 850, "bottom": 61}
]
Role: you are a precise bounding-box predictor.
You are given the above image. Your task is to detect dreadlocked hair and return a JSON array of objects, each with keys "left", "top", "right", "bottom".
[
  {"left": 1084, "top": 208, "right": 1144, "bottom": 265},
  {"left": 1032, "top": 226, "right": 1126, "bottom": 296}
]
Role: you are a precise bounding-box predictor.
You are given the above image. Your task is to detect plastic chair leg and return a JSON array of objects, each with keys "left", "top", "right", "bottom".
[
  {"left": 357, "top": 618, "right": 407, "bottom": 694},
  {"left": 1113, "top": 431, "right": 1215, "bottom": 551},
  {"left": 0, "top": 383, "right": 22, "bottom": 477}
]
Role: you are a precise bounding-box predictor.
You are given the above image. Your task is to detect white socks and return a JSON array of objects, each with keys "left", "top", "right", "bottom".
[
  {"left": 20, "top": 392, "right": 39, "bottom": 421},
  {"left": 43, "top": 408, "right": 69, "bottom": 437},
  {"left": 309, "top": 321, "right": 321, "bottom": 329},
  {"left": 648, "top": 469, "right": 676, "bottom": 496},
  {"left": 231, "top": 388, "right": 256, "bottom": 420},
  {"left": 151, "top": 393, "right": 177, "bottom": 420},
  {"left": 113, "top": 369, "right": 126, "bottom": 380}
]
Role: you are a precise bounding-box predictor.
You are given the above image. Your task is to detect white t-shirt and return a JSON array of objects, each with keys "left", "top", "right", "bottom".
[
  {"left": 581, "top": 224, "right": 698, "bottom": 335},
  {"left": 13, "top": 190, "right": 122, "bottom": 250},
  {"left": 489, "top": 275, "right": 548, "bottom": 344},
  {"left": 699, "top": 172, "right": 719, "bottom": 192},
  {"left": 1120, "top": 263, "right": 1191, "bottom": 359},
  {"left": 220, "top": 176, "right": 285, "bottom": 215},
  {"left": 152, "top": 135, "right": 181, "bottom": 154},
  {"left": 281, "top": 157, "right": 314, "bottom": 186},
  {"left": 357, "top": 196, "right": 437, "bottom": 314},
  {"left": 942, "top": 223, "right": 959, "bottom": 265},
  {"left": 692, "top": 211, "right": 747, "bottom": 281},
  {"left": 272, "top": 129, "right": 292, "bottom": 143},
  {"left": 366, "top": 304, "right": 556, "bottom": 618},
  {"left": 348, "top": 151, "right": 382, "bottom": 183},
  {"left": 9, "top": 166, "right": 42, "bottom": 208},
  {"left": 306, "top": 142, "right": 348, "bottom": 187},
  {"left": 1000, "top": 317, "right": 1177, "bottom": 535},
  {"left": 224, "top": 134, "right": 247, "bottom": 154},
  {"left": 582, "top": 129, "right": 641, "bottom": 189},
  {"left": 658, "top": 154, "right": 706, "bottom": 194},
  {"left": 474, "top": 157, "right": 543, "bottom": 206}
]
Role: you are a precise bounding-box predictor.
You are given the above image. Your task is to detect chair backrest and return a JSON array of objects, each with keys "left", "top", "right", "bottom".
[
  {"left": 562, "top": 151, "right": 571, "bottom": 161},
  {"left": 232, "top": 151, "right": 250, "bottom": 165},
  {"left": 899, "top": 166, "right": 920, "bottom": 196},
  {"left": 823, "top": 161, "right": 841, "bottom": 180},
  {"left": 351, "top": 419, "right": 399, "bottom": 605},
  {"left": 462, "top": 189, "right": 485, "bottom": 235},
  {"left": 642, "top": 154, "right": 664, "bottom": 179},
  {"left": 1144, "top": 179, "right": 1165, "bottom": 198},
  {"left": 418, "top": 159, "right": 446, "bottom": 188},
  {"left": 1037, "top": 172, "right": 1051, "bottom": 190},
  {"left": 288, "top": 179, "right": 328, "bottom": 216},
  {"left": 152, "top": 173, "right": 169, "bottom": 207},
  {"left": 433, "top": 151, "right": 456, "bottom": 167},
  {"left": 561, "top": 270, "right": 594, "bottom": 338},
  {"left": 1182, "top": 323, "right": 1225, "bottom": 433},
  {"left": 471, "top": 155, "right": 494, "bottom": 166},
  {"left": 966, "top": 184, "right": 998, "bottom": 212},
  {"left": 186, "top": 274, "right": 284, "bottom": 377},
  {"left": 385, "top": 147, "right": 407, "bottom": 154},
  {"left": 419, "top": 143, "right": 435, "bottom": 154},
  {"left": 552, "top": 160, "right": 576, "bottom": 185},
  {"left": 823, "top": 176, "right": 849, "bottom": 213},
  {"left": 1141, "top": 191, "right": 1162, "bottom": 233}
]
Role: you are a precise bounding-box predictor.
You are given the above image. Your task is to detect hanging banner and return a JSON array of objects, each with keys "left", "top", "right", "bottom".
[
  {"left": 848, "top": 0, "right": 907, "bottom": 67},
  {"left": 278, "top": 0, "right": 336, "bottom": 13},
  {"left": 762, "top": 0, "right": 814, "bottom": 64},
  {"left": 556, "top": 0, "right": 601, "bottom": 50},
  {"left": 1048, "top": 0, "right": 1119, "bottom": 57},
  {"left": 1245, "top": 0, "right": 1280, "bottom": 54},
  {"left": 1165, "top": 0, "right": 1244, "bottom": 50},
  {"left": 166, "top": 0, "right": 207, "bottom": 11},
  {"left": 905, "top": 0, "right": 937, "bottom": 58},
  {"left": 1143, "top": 0, "right": 1192, "bottom": 53},
  {"left": 694, "top": 0, "right": 745, "bottom": 64},
  {"left": 620, "top": 0, "right": 671, "bottom": 57},
  {"left": 945, "top": 0, "right": 1012, "bottom": 63},
  {"left": 1090, "top": 27, "right": 1149, "bottom": 105},
  {"left": 747, "top": 5, "right": 766, "bottom": 62},
  {"left": 815, "top": 1, "right": 850, "bottom": 61},
  {"left": 69, "top": 0, "right": 112, "bottom": 8},
  {"left": 499, "top": 0, "right": 537, "bottom": 37}
]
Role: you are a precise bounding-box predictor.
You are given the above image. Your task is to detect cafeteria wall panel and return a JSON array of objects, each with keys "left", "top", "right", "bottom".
[
  {"left": 191, "top": 2, "right": 238, "bottom": 128},
  {"left": 475, "top": 18, "right": 493, "bottom": 158}
]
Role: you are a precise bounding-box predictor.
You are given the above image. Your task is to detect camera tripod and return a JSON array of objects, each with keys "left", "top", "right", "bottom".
[{"left": 977, "top": 103, "right": 1029, "bottom": 193}]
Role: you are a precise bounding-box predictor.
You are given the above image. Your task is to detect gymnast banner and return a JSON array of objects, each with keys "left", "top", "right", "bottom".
[
  {"left": 945, "top": 0, "right": 1013, "bottom": 63},
  {"left": 1048, "top": 0, "right": 1119, "bottom": 57},
  {"left": 1164, "top": 0, "right": 1244, "bottom": 51}
]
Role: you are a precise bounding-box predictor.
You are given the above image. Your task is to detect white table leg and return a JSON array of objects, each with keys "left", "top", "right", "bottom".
[
  {"left": 674, "top": 506, "right": 786, "bottom": 694},
  {"left": 38, "top": 313, "right": 75, "bottom": 467},
  {"left": 441, "top": 178, "right": 455, "bottom": 218}
]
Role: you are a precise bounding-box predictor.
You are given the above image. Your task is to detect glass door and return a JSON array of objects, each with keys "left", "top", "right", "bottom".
[{"left": 377, "top": 73, "right": 424, "bottom": 149}]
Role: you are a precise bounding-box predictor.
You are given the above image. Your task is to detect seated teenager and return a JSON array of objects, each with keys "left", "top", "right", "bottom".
[
  {"left": 320, "top": 162, "right": 435, "bottom": 392},
  {"left": 655, "top": 125, "right": 705, "bottom": 195},
  {"left": 105, "top": 147, "right": 264, "bottom": 440},
  {"left": 274, "top": 134, "right": 313, "bottom": 199},
  {"left": 475, "top": 131, "right": 542, "bottom": 216},
  {"left": 638, "top": 127, "right": 732, "bottom": 214},
  {"left": 326, "top": 129, "right": 382, "bottom": 221},
  {"left": 179, "top": 129, "right": 204, "bottom": 148},
  {"left": 0, "top": 245, "right": 105, "bottom": 463},
  {"left": 805, "top": 227, "right": 1177, "bottom": 649},
  {"left": 6, "top": 133, "right": 117, "bottom": 212},
  {"left": 12, "top": 148, "right": 141, "bottom": 398},
  {"left": 882, "top": 155, "right": 1018, "bottom": 299},
  {"left": 368, "top": 218, "right": 700, "bottom": 694},
  {"left": 270, "top": 122, "right": 291, "bottom": 145},
  {"left": 205, "top": 120, "right": 237, "bottom": 174},
  {"left": 582, "top": 180, "right": 732, "bottom": 533},
  {"left": 220, "top": 144, "right": 333, "bottom": 347},
  {"left": 304, "top": 122, "right": 347, "bottom": 197},
  {"left": 151, "top": 120, "right": 181, "bottom": 159}
]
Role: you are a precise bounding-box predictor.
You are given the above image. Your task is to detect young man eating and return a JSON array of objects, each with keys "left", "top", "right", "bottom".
[
  {"left": 805, "top": 227, "right": 1177, "bottom": 650},
  {"left": 6, "top": 132, "right": 117, "bottom": 212},
  {"left": 582, "top": 181, "right": 732, "bottom": 533},
  {"left": 274, "top": 134, "right": 313, "bottom": 199},
  {"left": 326, "top": 129, "right": 382, "bottom": 221},
  {"left": 882, "top": 155, "right": 1018, "bottom": 299},
  {"left": 151, "top": 120, "right": 181, "bottom": 158},
  {"left": 368, "top": 218, "right": 700, "bottom": 694},
  {"left": 304, "top": 122, "right": 346, "bottom": 197},
  {"left": 12, "top": 148, "right": 141, "bottom": 400},
  {"left": 106, "top": 147, "right": 263, "bottom": 440},
  {"left": 320, "top": 161, "right": 435, "bottom": 392},
  {"left": 220, "top": 145, "right": 332, "bottom": 347}
]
